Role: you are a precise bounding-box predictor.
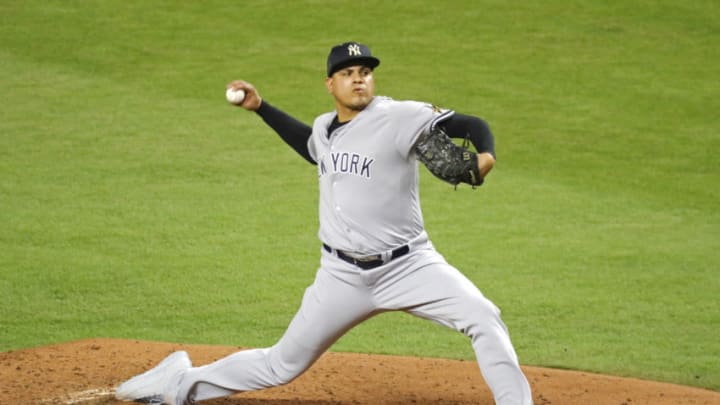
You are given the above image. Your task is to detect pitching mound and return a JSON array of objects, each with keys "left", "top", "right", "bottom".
[{"left": 1, "top": 339, "right": 717, "bottom": 404}]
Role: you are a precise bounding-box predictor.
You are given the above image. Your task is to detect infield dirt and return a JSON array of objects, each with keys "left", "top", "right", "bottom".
[{"left": 1, "top": 338, "right": 718, "bottom": 404}]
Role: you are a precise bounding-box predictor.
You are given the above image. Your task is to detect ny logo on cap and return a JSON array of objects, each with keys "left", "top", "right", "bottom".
[{"left": 347, "top": 44, "right": 362, "bottom": 56}]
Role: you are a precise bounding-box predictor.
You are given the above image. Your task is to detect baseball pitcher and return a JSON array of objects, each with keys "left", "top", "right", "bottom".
[{"left": 116, "top": 41, "right": 533, "bottom": 405}]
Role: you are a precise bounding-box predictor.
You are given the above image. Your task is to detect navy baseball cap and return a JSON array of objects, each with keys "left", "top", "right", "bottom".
[{"left": 326, "top": 42, "right": 380, "bottom": 77}]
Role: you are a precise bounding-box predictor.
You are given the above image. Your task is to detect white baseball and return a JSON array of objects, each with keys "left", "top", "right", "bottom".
[{"left": 226, "top": 88, "right": 246, "bottom": 104}]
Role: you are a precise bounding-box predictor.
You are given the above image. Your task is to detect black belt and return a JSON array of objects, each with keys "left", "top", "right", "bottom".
[{"left": 323, "top": 243, "right": 410, "bottom": 270}]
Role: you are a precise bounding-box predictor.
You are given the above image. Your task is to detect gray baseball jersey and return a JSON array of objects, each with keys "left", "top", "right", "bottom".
[{"left": 308, "top": 96, "right": 453, "bottom": 255}]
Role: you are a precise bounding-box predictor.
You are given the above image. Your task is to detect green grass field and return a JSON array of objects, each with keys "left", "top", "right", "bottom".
[{"left": 1, "top": 0, "right": 718, "bottom": 391}]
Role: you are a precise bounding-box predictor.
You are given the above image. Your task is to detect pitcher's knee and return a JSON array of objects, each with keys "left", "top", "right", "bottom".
[
  {"left": 266, "top": 344, "right": 317, "bottom": 386},
  {"left": 269, "top": 367, "right": 301, "bottom": 386},
  {"left": 266, "top": 357, "right": 307, "bottom": 386},
  {"left": 459, "top": 295, "right": 506, "bottom": 337}
]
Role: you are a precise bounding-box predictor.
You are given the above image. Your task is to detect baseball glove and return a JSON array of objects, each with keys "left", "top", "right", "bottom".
[{"left": 415, "top": 126, "right": 483, "bottom": 187}]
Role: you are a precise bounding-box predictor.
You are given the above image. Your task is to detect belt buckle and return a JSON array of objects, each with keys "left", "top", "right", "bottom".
[
  {"left": 354, "top": 254, "right": 381, "bottom": 263},
  {"left": 351, "top": 255, "right": 383, "bottom": 270}
]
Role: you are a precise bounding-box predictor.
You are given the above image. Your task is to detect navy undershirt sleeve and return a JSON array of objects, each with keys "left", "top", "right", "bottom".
[
  {"left": 255, "top": 101, "right": 315, "bottom": 164},
  {"left": 439, "top": 113, "right": 496, "bottom": 159}
]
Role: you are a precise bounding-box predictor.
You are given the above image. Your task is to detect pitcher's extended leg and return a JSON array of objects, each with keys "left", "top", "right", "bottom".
[{"left": 173, "top": 266, "right": 376, "bottom": 404}]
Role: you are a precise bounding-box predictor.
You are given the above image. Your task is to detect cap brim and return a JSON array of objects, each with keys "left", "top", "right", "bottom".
[{"left": 328, "top": 57, "right": 380, "bottom": 77}]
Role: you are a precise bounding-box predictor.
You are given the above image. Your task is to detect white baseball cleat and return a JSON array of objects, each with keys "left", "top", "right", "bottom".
[{"left": 115, "top": 350, "right": 191, "bottom": 404}]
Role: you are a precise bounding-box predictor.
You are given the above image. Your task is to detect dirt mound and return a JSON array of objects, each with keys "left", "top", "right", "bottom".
[{"left": 1, "top": 339, "right": 717, "bottom": 404}]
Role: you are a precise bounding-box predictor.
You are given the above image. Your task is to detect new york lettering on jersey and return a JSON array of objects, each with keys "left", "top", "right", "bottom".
[{"left": 318, "top": 152, "right": 374, "bottom": 179}]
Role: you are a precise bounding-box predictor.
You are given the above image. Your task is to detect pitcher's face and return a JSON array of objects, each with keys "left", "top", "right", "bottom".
[{"left": 325, "top": 65, "right": 375, "bottom": 112}]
